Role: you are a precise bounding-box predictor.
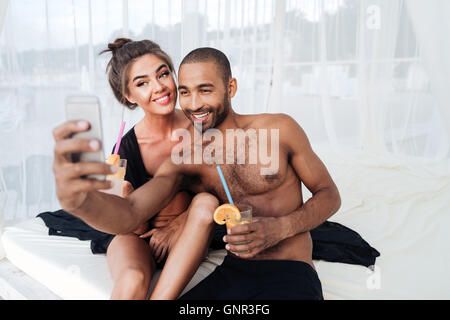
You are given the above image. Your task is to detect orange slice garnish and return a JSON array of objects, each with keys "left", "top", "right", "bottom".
[
  {"left": 106, "top": 155, "right": 125, "bottom": 179},
  {"left": 213, "top": 204, "right": 241, "bottom": 227},
  {"left": 107, "top": 154, "right": 120, "bottom": 166}
]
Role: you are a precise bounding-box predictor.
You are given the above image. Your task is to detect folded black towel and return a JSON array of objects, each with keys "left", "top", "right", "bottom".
[
  {"left": 310, "top": 221, "right": 380, "bottom": 268},
  {"left": 37, "top": 210, "right": 114, "bottom": 254},
  {"left": 38, "top": 210, "right": 380, "bottom": 268}
]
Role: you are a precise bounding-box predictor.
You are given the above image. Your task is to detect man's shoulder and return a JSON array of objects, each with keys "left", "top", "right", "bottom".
[
  {"left": 250, "top": 113, "right": 311, "bottom": 152},
  {"left": 242, "top": 113, "right": 298, "bottom": 130},
  {"left": 239, "top": 113, "right": 295, "bottom": 129}
]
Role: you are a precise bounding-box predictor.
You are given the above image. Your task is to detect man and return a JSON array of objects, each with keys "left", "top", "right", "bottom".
[{"left": 53, "top": 47, "right": 341, "bottom": 299}]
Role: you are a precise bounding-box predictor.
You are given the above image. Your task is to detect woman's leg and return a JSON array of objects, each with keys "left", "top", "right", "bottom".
[
  {"left": 149, "top": 192, "right": 218, "bottom": 300},
  {"left": 107, "top": 233, "right": 156, "bottom": 300}
]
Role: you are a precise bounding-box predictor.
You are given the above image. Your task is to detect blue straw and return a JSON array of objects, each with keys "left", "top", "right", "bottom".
[{"left": 216, "top": 166, "right": 234, "bottom": 205}]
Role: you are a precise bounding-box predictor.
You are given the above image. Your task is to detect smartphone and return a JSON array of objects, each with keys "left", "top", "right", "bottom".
[{"left": 65, "top": 95, "right": 105, "bottom": 181}]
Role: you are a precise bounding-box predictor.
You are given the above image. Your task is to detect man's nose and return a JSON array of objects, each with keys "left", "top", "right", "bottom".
[{"left": 189, "top": 93, "right": 203, "bottom": 111}]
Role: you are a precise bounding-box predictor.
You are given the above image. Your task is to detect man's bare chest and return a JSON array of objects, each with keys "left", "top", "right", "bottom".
[{"left": 194, "top": 152, "right": 289, "bottom": 203}]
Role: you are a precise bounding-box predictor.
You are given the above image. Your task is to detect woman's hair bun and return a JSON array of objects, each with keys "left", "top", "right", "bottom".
[{"left": 102, "top": 38, "right": 133, "bottom": 56}]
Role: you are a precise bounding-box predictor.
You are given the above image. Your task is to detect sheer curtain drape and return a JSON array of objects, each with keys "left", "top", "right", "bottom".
[{"left": 0, "top": 0, "right": 449, "bottom": 227}]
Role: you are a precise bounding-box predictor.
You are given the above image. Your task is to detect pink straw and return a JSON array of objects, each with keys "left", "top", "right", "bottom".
[{"left": 113, "top": 121, "right": 126, "bottom": 155}]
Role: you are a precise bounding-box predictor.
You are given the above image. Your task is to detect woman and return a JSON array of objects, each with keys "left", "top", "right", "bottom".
[
  {"left": 41, "top": 38, "right": 219, "bottom": 300},
  {"left": 100, "top": 38, "right": 220, "bottom": 300}
]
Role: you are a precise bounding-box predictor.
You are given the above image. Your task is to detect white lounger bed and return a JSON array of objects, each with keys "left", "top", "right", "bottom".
[{"left": 1, "top": 152, "right": 449, "bottom": 299}]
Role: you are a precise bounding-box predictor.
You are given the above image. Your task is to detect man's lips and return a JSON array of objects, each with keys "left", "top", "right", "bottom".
[
  {"left": 191, "top": 111, "right": 210, "bottom": 122},
  {"left": 153, "top": 93, "right": 170, "bottom": 105}
]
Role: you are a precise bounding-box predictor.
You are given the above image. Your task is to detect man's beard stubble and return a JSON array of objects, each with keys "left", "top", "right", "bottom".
[
  {"left": 186, "top": 92, "right": 230, "bottom": 132},
  {"left": 210, "top": 93, "right": 230, "bottom": 130}
]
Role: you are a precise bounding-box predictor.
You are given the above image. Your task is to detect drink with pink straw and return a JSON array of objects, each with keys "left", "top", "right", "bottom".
[{"left": 104, "top": 121, "right": 127, "bottom": 196}]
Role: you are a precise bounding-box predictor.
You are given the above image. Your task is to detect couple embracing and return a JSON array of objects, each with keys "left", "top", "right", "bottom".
[{"left": 49, "top": 38, "right": 341, "bottom": 300}]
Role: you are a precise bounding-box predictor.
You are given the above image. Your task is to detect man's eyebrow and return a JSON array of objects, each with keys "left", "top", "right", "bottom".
[
  {"left": 132, "top": 64, "right": 168, "bottom": 82},
  {"left": 198, "top": 83, "right": 214, "bottom": 89},
  {"left": 178, "top": 83, "right": 215, "bottom": 91}
]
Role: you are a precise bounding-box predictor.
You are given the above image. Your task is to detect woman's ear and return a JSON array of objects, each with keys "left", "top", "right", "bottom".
[
  {"left": 124, "top": 92, "right": 136, "bottom": 105},
  {"left": 228, "top": 78, "right": 237, "bottom": 98}
]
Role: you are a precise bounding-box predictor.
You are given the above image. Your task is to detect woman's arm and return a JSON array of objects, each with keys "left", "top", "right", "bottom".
[{"left": 53, "top": 120, "right": 184, "bottom": 235}]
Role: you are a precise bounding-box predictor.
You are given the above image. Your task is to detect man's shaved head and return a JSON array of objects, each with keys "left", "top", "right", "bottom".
[{"left": 180, "top": 47, "right": 232, "bottom": 87}]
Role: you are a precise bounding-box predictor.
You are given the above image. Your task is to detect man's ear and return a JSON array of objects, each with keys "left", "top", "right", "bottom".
[{"left": 228, "top": 78, "right": 237, "bottom": 98}]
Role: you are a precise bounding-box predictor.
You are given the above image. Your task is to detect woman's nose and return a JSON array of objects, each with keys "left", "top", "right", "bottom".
[{"left": 153, "top": 79, "right": 165, "bottom": 93}]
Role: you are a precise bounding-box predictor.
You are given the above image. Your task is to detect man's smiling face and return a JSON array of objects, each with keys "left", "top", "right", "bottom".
[{"left": 177, "top": 61, "right": 231, "bottom": 131}]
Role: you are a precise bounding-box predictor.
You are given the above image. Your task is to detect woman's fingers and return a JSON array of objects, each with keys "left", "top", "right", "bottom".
[
  {"left": 69, "top": 178, "right": 113, "bottom": 193},
  {"left": 122, "top": 181, "right": 134, "bottom": 197},
  {"left": 157, "top": 245, "right": 168, "bottom": 264},
  {"left": 54, "top": 137, "right": 101, "bottom": 158},
  {"left": 52, "top": 120, "right": 114, "bottom": 211},
  {"left": 53, "top": 120, "right": 91, "bottom": 141},
  {"left": 56, "top": 162, "right": 115, "bottom": 181},
  {"left": 153, "top": 242, "right": 163, "bottom": 261},
  {"left": 148, "top": 235, "right": 156, "bottom": 252},
  {"left": 139, "top": 229, "right": 154, "bottom": 238},
  {"left": 144, "top": 229, "right": 169, "bottom": 262}
]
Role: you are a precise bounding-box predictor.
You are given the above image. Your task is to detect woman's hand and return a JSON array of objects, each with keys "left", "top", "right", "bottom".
[
  {"left": 122, "top": 180, "right": 134, "bottom": 197},
  {"left": 53, "top": 120, "right": 115, "bottom": 211},
  {"left": 140, "top": 211, "right": 187, "bottom": 264},
  {"left": 141, "top": 227, "right": 173, "bottom": 263},
  {"left": 133, "top": 221, "right": 150, "bottom": 236}
]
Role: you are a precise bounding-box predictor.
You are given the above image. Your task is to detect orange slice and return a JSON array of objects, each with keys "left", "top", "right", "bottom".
[
  {"left": 106, "top": 154, "right": 123, "bottom": 180},
  {"left": 213, "top": 204, "right": 241, "bottom": 226},
  {"left": 107, "top": 154, "right": 120, "bottom": 166}
]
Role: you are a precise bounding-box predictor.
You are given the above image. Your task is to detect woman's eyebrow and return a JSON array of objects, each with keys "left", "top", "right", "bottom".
[
  {"left": 132, "top": 75, "right": 148, "bottom": 82},
  {"left": 155, "top": 64, "right": 168, "bottom": 73},
  {"left": 132, "top": 64, "right": 169, "bottom": 82}
]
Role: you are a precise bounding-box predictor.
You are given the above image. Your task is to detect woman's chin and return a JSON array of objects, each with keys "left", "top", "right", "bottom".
[{"left": 144, "top": 103, "right": 176, "bottom": 116}]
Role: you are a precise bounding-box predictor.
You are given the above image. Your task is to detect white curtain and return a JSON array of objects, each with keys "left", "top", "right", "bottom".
[
  {"left": 406, "top": 0, "right": 450, "bottom": 159},
  {"left": 0, "top": 0, "right": 449, "bottom": 225}
]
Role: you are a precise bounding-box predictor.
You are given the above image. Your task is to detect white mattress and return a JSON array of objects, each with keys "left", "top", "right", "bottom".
[
  {"left": 312, "top": 152, "right": 450, "bottom": 299},
  {"left": 2, "top": 151, "right": 450, "bottom": 299},
  {"left": 1, "top": 218, "right": 226, "bottom": 300}
]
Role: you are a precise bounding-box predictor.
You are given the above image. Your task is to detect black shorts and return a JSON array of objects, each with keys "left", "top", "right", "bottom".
[{"left": 179, "top": 255, "right": 323, "bottom": 300}]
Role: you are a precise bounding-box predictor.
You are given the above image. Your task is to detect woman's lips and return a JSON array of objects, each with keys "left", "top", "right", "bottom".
[
  {"left": 192, "top": 111, "right": 210, "bottom": 122},
  {"left": 153, "top": 93, "right": 171, "bottom": 105}
]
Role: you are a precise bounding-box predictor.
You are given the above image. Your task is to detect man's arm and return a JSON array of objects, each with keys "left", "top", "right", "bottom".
[
  {"left": 53, "top": 120, "right": 183, "bottom": 235},
  {"left": 277, "top": 115, "right": 341, "bottom": 238},
  {"left": 225, "top": 114, "right": 341, "bottom": 257}
]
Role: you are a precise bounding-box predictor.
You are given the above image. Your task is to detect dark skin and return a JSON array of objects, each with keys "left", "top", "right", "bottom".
[{"left": 53, "top": 61, "right": 341, "bottom": 268}]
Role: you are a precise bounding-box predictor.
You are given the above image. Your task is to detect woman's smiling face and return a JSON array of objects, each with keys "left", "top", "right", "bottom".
[{"left": 125, "top": 53, "right": 177, "bottom": 116}]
